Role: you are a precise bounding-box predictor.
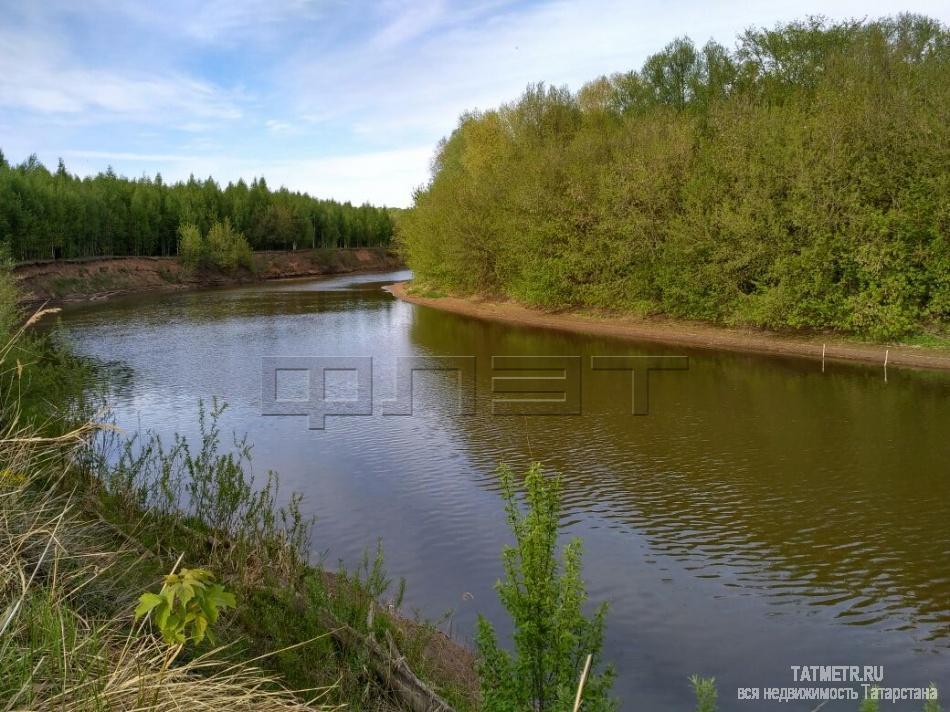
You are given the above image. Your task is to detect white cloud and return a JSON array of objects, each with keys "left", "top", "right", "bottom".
[
  {"left": 177, "top": 0, "right": 324, "bottom": 44},
  {"left": 73, "top": 0, "right": 326, "bottom": 46},
  {"left": 0, "top": 28, "right": 242, "bottom": 122},
  {"left": 260, "top": 146, "right": 435, "bottom": 205},
  {"left": 285, "top": 0, "right": 950, "bottom": 141},
  {"left": 265, "top": 119, "right": 296, "bottom": 134},
  {"left": 62, "top": 150, "right": 193, "bottom": 163},
  {"left": 370, "top": 0, "right": 449, "bottom": 51}
]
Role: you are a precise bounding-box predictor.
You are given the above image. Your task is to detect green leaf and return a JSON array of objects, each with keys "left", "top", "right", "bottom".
[
  {"left": 192, "top": 616, "right": 208, "bottom": 644},
  {"left": 154, "top": 599, "right": 171, "bottom": 630},
  {"left": 197, "top": 594, "right": 216, "bottom": 624},
  {"left": 134, "top": 592, "right": 163, "bottom": 620},
  {"left": 179, "top": 582, "right": 196, "bottom": 606},
  {"left": 209, "top": 585, "right": 236, "bottom": 609}
]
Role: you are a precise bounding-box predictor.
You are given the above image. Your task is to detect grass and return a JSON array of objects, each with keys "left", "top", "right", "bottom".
[
  {"left": 898, "top": 330, "right": 950, "bottom": 349},
  {"left": 404, "top": 282, "right": 447, "bottom": 299},
  {"left": 0, "top": 415, "right": 332, "bottom": 711}
]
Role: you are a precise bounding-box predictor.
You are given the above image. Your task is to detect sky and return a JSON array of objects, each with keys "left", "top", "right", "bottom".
[{"left": 1, "top": 1, "right": 948, "bottom": 207}]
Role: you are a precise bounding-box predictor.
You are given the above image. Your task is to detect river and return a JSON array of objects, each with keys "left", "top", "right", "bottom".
[{"left": 54, "top": 269, "right": 950, "bottom": 709}]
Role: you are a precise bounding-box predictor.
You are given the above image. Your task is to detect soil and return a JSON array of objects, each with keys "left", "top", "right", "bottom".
[
  {"left": 388, "top": 282, "right": 950, "bottom": 371},
  {"left": 15, "top": 248, "right": 403, "bottom": 305}
]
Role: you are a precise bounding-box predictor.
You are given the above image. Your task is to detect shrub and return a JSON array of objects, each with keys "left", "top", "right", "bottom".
[
  {"left": 177, "top": 223, "right": 205, "bottom": 269},
  {"left": 0, "top": 245, "right": 18, "bottom": 337},
  {"left": 135, "top": 567, "right": 236, "bottom": 646},
  {"left": 690, "top": 675, "right": 717, "bottom": 712},
  {"left": 178, "top": 219, "right": 253, "bottom": 273},
  {"left": 207, "top": 218, "right": 254, "bottom": 271},
  {"left": 476, "top": 463, "right": 615, "bottom": 711}
]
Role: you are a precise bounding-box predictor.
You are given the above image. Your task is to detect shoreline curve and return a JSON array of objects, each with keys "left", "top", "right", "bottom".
[{"left": 387, "top": 282, "right": 950, "bottom": 372}]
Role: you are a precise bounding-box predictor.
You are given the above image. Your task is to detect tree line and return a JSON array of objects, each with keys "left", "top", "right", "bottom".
[
  {"left": 0, "top": 153, "right": 396, "bottom": 261},
  {"left": 399, "top": 15, "right": 950, "bottom": 340}
]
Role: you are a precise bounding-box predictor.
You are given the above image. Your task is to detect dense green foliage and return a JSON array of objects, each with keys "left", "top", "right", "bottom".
[
  {"left": 178, "top": 219, "right": 254, "bottom": 272},
  {"left": 476, "top": 464, "right": 615, "bottom": 711},
  {"left": 0, "top": 152, "right": 395, "bottom": 260},
  {"left": 399, "top": 15, "right": 950, "bottom": 340}
]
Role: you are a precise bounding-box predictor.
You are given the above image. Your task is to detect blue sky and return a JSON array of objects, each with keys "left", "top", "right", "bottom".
[{"left": 2, "top": 0, "right": 948, "bottom": 207}]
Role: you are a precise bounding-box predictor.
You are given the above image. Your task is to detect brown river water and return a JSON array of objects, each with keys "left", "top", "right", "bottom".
[{"left": 54, "top": 269, "right": 950, "bottom": 709}]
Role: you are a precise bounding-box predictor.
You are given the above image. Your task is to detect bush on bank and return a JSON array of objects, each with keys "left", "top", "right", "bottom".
[
  {"left": 178, "top": 218, "right": 254, "bottom": 273},
  {"left": 398, "top": 15, "right": 950, "bottom": 341}
]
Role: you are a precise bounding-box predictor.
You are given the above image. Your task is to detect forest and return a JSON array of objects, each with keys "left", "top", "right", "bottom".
[
  {"left": 399, "top": 15, "right": 950, "bottom": 340},
  {"left": 0, "top": 153, "right": 395, "bottom": 261}
]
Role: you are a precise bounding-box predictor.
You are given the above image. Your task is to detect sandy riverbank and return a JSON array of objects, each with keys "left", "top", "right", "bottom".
[{"left": 388, "top": 282, "right": 950, "bottom": 371}]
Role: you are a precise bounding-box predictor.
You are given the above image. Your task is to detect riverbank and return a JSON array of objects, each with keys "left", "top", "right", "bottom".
[
  {"left": 15, "top": 247, "right": 402, "bottom": 305},
  {"left": 389, "top": 282, "right": 950, "bottom": 371}
]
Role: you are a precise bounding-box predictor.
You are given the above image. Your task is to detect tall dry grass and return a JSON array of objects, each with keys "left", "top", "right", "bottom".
[{"left": 0, "top": 429, "right": 335, "bottom": 711}]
